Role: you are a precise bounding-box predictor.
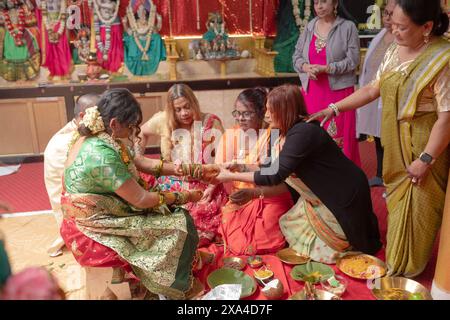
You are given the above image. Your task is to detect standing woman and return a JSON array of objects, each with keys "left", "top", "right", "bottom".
[
  {"left": 139, "top": 84, "right": 228, "bottom": 247},
  {"left": 293, "top": 0, "right": 361, "bottom": 165},
  {"left": 309, "top": 0, "right": 450, "bottom": 277},
  {"left": 356, "top": 0, "right": 396, "bottom": 187},
  {"left": 215, "top": 84, "right": 382, "bottom": 260}
]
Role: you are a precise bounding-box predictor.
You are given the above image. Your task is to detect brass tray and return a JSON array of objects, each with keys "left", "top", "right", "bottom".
[
  {"left": 371, "top": 277, "right": 432, "bottom": 300},
  {"left": 336, "top": 253, "right": 386, "bottom": 280},
  {"left": 276, "top": 248, "right": 310, "bottom": 265}
]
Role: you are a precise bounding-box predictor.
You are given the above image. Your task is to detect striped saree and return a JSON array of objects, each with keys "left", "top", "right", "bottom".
[{"left": 380, "top": 39, "right": 450, "bottom": 277}]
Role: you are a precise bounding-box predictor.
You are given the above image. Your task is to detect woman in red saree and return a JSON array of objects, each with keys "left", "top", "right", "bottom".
[
  {"left": 139, "top": 84, "right": 227, "bottom": 247},
  {"left": 215, "top": 88, "right": 294, "bottom": 256}
]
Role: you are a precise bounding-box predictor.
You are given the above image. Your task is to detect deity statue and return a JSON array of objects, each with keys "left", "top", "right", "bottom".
[
  {"left": 91, "top": 0, "right": 123, "bottom": 73},
  {"left": 72, "top": 27, "right": 90, "bottom": 64},
  {"left": 122, "top": 0, "right": 166, "bottom": 76},
  {"left": 0, "top": 0, "right": 41, "bottom": 81},
  {"left": 201, "top": 12, "right": 239, "bottom": 60},
  {"left": 40, "top": 0, "right": 73, "bottom": 79}
]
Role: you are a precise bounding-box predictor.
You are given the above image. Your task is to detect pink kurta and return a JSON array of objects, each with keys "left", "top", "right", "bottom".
[{"left": 302, "top": 35, "right": 360, "bottom": 165}]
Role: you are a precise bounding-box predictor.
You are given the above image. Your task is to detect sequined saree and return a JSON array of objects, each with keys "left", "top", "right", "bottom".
[{"left": 61, "top": 137, "right": 199, "bottom": 299}]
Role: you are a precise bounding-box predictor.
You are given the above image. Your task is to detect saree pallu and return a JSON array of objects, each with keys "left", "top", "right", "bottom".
[
  {"left": 60, "top": 192, "right": 199, "bottom": 299},
  {"left": 380, "top": 39, "right": 450, "bottom": 277},
  {"left": 280, "top": 177, "right": 350, "bottom": 264},
  {"left": 219, "top": 191, "right": 293, "bottom": 256}
]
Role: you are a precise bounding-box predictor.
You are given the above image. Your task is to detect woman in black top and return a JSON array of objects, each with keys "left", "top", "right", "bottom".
[{"left": 215, "top": 84, "right": 381, "bottom": 258}]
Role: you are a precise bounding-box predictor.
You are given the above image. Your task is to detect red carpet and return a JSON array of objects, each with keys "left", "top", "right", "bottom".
[{"left": 0, "top": 142, "right": 438, "bottom": 298}]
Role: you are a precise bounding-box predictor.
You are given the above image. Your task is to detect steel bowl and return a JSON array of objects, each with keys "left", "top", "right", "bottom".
[
  {"left": 289, "top": 289, "right": 340, "bottom": 300},
  {"left": 222, "top": 256, "right": 246, "bottom": 270},
  {"left": 371, "top": 277, "right": 432, "bottom": 300},
  {"left": 247, "top": 255, "right": 263, "bottom": 268}
]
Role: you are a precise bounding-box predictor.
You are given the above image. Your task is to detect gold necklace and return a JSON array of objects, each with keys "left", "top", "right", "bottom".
[{"left": 314, "top": 31, "right": 327, "bottom": 53}]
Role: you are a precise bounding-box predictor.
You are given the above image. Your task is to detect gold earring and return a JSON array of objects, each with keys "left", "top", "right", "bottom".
[
  {"left": 424, "top": 33, "right": 430, "bottom": 44},
  {"left": 334, "top": 7, "right": 338, "bottom": 16}
]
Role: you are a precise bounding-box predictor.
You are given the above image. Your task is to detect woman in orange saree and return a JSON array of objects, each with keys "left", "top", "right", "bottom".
[{"left": 215, "top": 88, "right": 294, "bottom": 256}]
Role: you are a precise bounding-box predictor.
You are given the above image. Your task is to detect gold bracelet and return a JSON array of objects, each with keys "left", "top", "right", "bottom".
[
  {"left": 154, "top": 158, "right": 164, "bottom": 177},
  {"left": 158, "top": 193, "right": 165, "bottom": 206}
]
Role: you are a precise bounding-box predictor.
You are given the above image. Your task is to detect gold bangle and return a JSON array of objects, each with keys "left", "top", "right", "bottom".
[
  {"left": 154, "top": 158, "right": 164, "bottom": 177},
  {"left": 158, "top": 193, "right": 165, "bottom": 206}
]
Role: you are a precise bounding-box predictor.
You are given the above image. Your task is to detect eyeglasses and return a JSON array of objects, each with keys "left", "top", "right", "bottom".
[
  {"left": 382, "top": 10, "right": 393, "bottom": 18},
  {"left": 232, "top": 110, "right": 256, "bottom": 119}
]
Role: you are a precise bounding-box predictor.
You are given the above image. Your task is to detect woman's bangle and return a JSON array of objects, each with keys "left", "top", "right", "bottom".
[
  {"left": 154, "top": 158, "right": 164, "bottom": 177},
  {"left": 254, "top": 188, "right": 264, "bottom": 199},
  {"left": 158, "top": 193, "right": 165, "bottom": 206},
  {"left": 328, "top": 103, "right": 340, "bottom": 116}
]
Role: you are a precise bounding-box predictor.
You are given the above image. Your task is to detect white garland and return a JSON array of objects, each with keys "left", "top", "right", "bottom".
[
  {"left": 41, "top": 0, "right": 67, "bottom": 43},
  {"left": 126, "top": 1, "right": 157, "bottom": 61},
  {"left": 292, "top": 0, "right": 312, "bottom": 33},
  {"left": 93, "top": 0, "right": 119, "bottom": 25},
  {"left": 89, "top": 0, "right": 119, "bottom": 61}
]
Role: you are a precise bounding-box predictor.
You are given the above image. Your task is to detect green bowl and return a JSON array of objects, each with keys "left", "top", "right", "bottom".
[
  {"left": 207, "top": 268, "right": 257, "bottom": 299},
  {"left": 290, "top": 262, "right": 335, "bottom": 284}
]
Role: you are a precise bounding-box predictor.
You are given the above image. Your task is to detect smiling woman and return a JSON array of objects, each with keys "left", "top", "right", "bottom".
[{"left": 139, "top": 83, "right": 228, "bottom": 247}]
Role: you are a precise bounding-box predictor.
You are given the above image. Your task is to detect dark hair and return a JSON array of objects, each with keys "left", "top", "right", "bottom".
[
  {"left": 236, "top": 87, "right": 268, "bottom": 119},
  {"left": 74, "top": 93, "right": 100, "bottom": 118},
  {"left": 266, "top": 84, "right": 308, "bottom": 137},
  {"left": 78, "top": 88, "right": 143, "bottom": 140},
  {"left": 396, "top": 0, "right": 449, "bottom": 36}
]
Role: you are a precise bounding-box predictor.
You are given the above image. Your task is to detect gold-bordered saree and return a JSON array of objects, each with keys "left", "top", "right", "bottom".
[{"left": 379, "top": 38, "right": 450, "bottom": 277}]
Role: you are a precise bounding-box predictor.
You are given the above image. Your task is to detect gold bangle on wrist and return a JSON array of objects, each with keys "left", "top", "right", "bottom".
[{"left": 158, "top": 193, "right": 165, "bottom": 206}]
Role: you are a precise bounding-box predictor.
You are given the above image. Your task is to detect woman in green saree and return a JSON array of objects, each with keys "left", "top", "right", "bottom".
[
  {"left": 60, "top": 88, "right": 206, "bottom": 299},
  {"left": 309, "top": 0, "right": 450, "bottom": 277}
]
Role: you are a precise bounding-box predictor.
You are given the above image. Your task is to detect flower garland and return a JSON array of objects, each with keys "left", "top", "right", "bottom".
[
  {"left": 126, "top": 1, "right": 157, "bottom": 61},
  {"left": 292, "top": 0, "right": 312, "bottom": 33},
  {"left": 90, "top": 0, "right": 119, "bottom": 61},
  {"left": 3, "top": 6, "right": 26, "bottom": 46},
  {"left": 41, "top": 0, "right": 67, "bottom": 44}
]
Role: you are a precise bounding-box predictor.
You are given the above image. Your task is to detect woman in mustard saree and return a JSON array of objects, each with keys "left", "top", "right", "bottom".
[
  {"left": 309, "top": 0, "right": 450, "bottom": 276},
  {"left": 60, "top": 88, "right": 207, "bottom": 299}
]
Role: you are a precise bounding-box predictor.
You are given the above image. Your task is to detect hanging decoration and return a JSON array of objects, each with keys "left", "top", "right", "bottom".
[
  {"left": 41, "top": 0, "right": 68, "bottom": 44},
  {"left": 292, "top": 0, "right": 312, "bottom": 33},
  {"left": 91, "top": 0, "right": 119, "bottom": 62},
  {"left": 67, "top": 0, "right": 82, "bottom": 30}
]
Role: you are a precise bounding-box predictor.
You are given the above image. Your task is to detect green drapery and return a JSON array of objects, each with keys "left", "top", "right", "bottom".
[{"left": 273, "top": 0, "right": 314, "bottom": 73}]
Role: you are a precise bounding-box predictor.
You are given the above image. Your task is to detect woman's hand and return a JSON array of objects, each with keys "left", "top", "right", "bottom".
[
  {"left": 188, "top": 190, "right": 204, "bottom": 203},
  {"left": 210, "top": 167, "right": 234, "bottom": 184},
  {"left": 229, "top": 189, "right": 257, "bottom": 206},
  {"left": 307, "top": 107, "right": 335, "bottom": 127},
  {"left": 302, "top": 64, "right": 319, "bottom": 80},
  {"left": 199, "top": 185, "right": 215, "bottom": 203},
  {"left": 311, "top": 64, "right": 328, "bottom": 74},
  {"left": 406, "top": 159, "right": 431, "bottom": 185},
  {"left": 223, "top": 162, "right": 245, "bottom": 172}
]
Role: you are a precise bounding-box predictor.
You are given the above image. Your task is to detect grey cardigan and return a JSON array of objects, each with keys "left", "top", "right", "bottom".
[{"left": 293, "top": 16, "right": 360, "bottom": 92}]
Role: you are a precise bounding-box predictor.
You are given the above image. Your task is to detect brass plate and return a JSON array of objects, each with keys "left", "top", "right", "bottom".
[
  {"left": 336, "top": 253, "right": 386, "bottom": 280},
  {"left": 371, "top": 277, "right": 432, "bottom": 300},
  {"left": 276, "top": 248, "right": 310, "bottom": 265}
]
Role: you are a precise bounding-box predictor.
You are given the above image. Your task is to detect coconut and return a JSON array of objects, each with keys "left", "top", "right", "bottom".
[{"left": 261, "top": 279, "right": 284, "bottom": 299}]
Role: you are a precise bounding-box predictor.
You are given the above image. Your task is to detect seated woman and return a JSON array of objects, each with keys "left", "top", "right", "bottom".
[
  {"left": 139, "top": 83, "right": 228, "bottom": 247},
  {"left": 60, "top": 88, "right": 204, "bottom": 299},
  {"left": 215, "top": 88, "right": 294, "bottom": 255},
  {"left": 215, "top": 84, "right": 382, "bottom": 264}
]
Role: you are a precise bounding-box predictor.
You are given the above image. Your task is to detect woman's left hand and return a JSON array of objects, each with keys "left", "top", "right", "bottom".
[
  {"left": 311, "top": 64, "right": 328, "bottom": 74},
  {"left": 229, "top": 189, "right": 255, "bottom": 206},
  {"left": 210, "top": 167, "right": 233, "bottom": 184},
  {"left": 406, "top": 159, "right": 431, "bottom": 185}
]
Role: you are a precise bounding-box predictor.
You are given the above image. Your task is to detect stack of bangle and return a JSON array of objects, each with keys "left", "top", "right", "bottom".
[
  {"left": 181, "top": 163, "right": 203, "bottom": 180},
  {"left": 154, "top": 158, "right": 164, "bottom": 178},
  {"left": 328, "top": 103, "right": 340, "bottom": 116}
]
